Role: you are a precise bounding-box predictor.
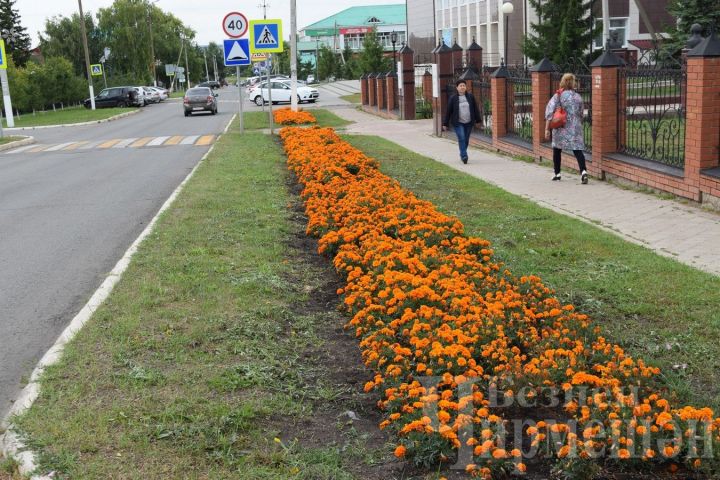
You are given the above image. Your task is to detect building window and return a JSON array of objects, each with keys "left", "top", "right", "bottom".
[
  {"left": 594, "top": 18, "right": 628, "bottom": 49},
  {"left": 345, "top": 33, "right": 363, "bottom": 50}
]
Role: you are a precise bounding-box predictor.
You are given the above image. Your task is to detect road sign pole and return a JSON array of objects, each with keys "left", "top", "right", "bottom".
[
  {"left": 267, "top": 54, "right": 273, "bottom": 135},
  {"left": 101, "top": 61, "right": 107, "bottom": 89},
  {"left": 0, "top": 69, "right": 14, "bottom": 128},
  {"left": 237, "top": 66, "right": 244, "bottom": 134}
]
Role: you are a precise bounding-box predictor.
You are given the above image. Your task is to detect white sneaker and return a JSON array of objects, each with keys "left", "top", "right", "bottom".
[
  {"left": 581, "top": 170, "right": 588, "bottom": 184},
  {"left": 552, "top": 174, "right": 561, "bottom": 181}
]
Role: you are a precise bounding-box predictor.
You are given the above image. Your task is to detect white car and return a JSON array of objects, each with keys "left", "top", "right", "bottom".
[
  {"left": 142, "top": 87, "right": 161, "bottom": 103},
  {"left": 132, "top": 87, "right": 147, "bottom": 107},
  {"left": 146, "top": 86, "right": 167, "bottom": 102},
  {"left": 248, "top": 81, "right": 319, "bottom": 106}
]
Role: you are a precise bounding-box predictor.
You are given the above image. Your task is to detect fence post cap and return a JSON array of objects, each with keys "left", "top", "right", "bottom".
[
  {"left": 451, "top": 40, "right": 463, "bottom": 51},
  {"left": 687, "top": 31, "right": 720, "bottom": 57},
  {"left": 467, "top": 38, "right": 482, "bottom": 51},
  {"left": 458, "top": 68, "right": 479, "bottom": 80},
  {"left": 530, "top": 57, "right": 554, "bottom": 72},
  {"left": 437, "top": 42, "right": 452, "bottom": 53},
  {"left": 492, "top": 64, "right": 509, "bottom": 78},
  {"left": 398, "top": 43, "right": 414, "bottom": 54},
  {"left": 590, "top": 49, "right": 625, "bottom": 67},
  {"left": 360, "top": 73, "right": 369, "bottom": 79}
]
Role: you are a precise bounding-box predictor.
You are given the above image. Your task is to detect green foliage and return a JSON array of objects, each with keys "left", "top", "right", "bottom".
[
  {"left": 317, "top": 45, "right": 338, "bottom": 80},
  {"left": 341, "top": 45, "right": 360, "bottom": 79},
  {"left": 0, "top": 0, "right": 31, "bottom": 66},
  {"left": 665, "top": 0, "right": 720, "bottom": 53},
  {"left": 358, "top": 28, "right": 390, "bottom": 74},
  {"left": 522, "top": 0, "right": 599, "bottom": 65},
  {"left": 39, "top": 13, "right": 102, "bottom": 77}
]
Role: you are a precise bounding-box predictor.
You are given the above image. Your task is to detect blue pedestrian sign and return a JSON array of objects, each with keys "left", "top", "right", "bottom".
[
  {"left": 223, "top": 38, "right": 250, "bottom": 66},
  {"left": 249, "top": 19, "right": 283, "bottom": 53}
]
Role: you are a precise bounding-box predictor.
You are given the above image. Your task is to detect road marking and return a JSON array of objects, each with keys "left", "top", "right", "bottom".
[
  {"left": 112, "top": 138, "right": 139, "bottom": 148},
  {"left": 180, "top": 135, "right": 199, "bottom": 145},
  {"left": 130, "top": 137, "right": 154, "bottom": 147},
  {"left": 29, "top": 145, "right": 49, "bottom": 153},
  {"left": 45, "top": 142, "right": 76, "bottom": 152},
  {"left": 195, "top": 135, "right": 215, "bottom": 146},
  {"left": 147, "top": 136, "right": 170, "bottom": 146},
  {"left": 164, "top": 135, "right": 184, "bottom": 145},
  {"left": 63, "top": 141, "right": 89, "bottom": 151},
  {"left": 5, "top": 144, "right": 37, "bottom": 154},
  {"left": 98, "top": 139, "right": 122, "bottom": 148},
  {"left": 79, "top": 140, "right": 104, "bottom": 150}
]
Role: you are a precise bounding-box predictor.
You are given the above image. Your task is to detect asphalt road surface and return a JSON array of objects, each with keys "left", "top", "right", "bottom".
[{"left": 0, "top": 90, "right": 236, "bottom": 419}]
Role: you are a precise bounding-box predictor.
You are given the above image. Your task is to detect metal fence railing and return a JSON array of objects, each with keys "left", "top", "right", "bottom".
[
  {"left": 472, "top": 67, "right": 492, "bottom": 138},
  {"left": 506, "top": 67, "right": 533, "bottom": 144}
]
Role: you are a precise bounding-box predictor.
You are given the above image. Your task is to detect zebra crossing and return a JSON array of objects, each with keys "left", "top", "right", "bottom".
[{"left": 4, "top": 134, "right": 216, "bottom": 155}]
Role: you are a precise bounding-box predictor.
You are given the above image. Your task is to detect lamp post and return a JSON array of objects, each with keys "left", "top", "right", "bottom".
[
  {"left": 391, "top": 30, "right": 398, "bottom": 73},
  {"left": 501, "top": 0, "right": 514, "bottom": 65},
  {"left": 315, "top": 37, "right": 319, "bottom": 82},
  {"left": 0, "top": 28, "right": 21, "bottom": 129},
  {"left": 147, "top": 0, "right": 159, "bottom": 86}
]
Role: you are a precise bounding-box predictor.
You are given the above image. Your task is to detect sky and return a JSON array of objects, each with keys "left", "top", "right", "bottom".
[{"left": 15, "top": 0, "right": 400, "bottom": 47}]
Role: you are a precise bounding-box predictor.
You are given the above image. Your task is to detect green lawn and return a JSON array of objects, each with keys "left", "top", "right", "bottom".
[
  {"left": 1, "top": 106, "right": 137, "bottom": 128},
  {"left": 344, "top": 134, "right": 720, "bottom": 412},
  {"left": 340, "top": 93, "right": 361, "bottom": 104},
  {"left": 0, "top": 136, "right": 23, "bottom": 145},
  {"left": 242, "top": 108, "right": 353, "bottom": 130},
  {"left": 12, "top": 126, "right": 394, "bottom": 480}
]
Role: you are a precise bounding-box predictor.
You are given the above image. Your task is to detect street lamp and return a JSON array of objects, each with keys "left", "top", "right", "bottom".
[
  {"left": 391, "top": 30, "right": 398, "bottom": 73},
  {"left": 501, "top": 0, "right": 514, "bottom": 65},
  {"left": 315, "top": 37, "right": 319, "bottom": 81}
]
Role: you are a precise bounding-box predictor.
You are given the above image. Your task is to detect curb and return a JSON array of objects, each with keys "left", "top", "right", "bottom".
[
  {"left": 4, "top": 109, "right": 141, "bottom": 131},
  {"left": 0, "top": 113, "right": 237, "bottom": 479},
  {"left": 0, "top": 135, "right": 35, "bottom": 152}
]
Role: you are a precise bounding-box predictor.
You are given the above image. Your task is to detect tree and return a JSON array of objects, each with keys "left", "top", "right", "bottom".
[
  {"left": 317, "top": 45, "right": 338, "bottom": 80},
  {"left": 358, "top": 28, "right": 389, "bottom": 74},
  {"left": 341, "top": 45, "right": 359, "bottom": 79},
  {"left": 40, "top": 13, "right": 102, "bottom": 77},
  {"left": 0, "top": 0, "right": 32, "bottom": 66},
  {"left": 665, "top": 0, "right": 720, "bottom": 52},
  {"left": 522, "top": 0, "right": 599, "bottom": 66}
]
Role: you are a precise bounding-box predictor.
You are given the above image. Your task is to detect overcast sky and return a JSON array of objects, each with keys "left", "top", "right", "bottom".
[{"left": 16, "top": 0, "right": 400, "bottom": 47}]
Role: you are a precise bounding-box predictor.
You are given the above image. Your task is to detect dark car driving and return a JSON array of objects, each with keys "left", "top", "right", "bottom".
[
  {"left": 183, "top": 87, "right": 218, "bottom": 116},
  {"left": 197, "top": 81, "right": 221, "bottom": 89},
  {"left": 84, "top": 86, "right": 137, "bottom": 108}
]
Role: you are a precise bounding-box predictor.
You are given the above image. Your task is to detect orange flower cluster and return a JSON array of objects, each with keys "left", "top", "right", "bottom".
[
  {"left": 279, "top": 126, "right": 720, "bottom": 477},
  {"left": 273, "top": 107, "right": 316, "bottom": 125}
]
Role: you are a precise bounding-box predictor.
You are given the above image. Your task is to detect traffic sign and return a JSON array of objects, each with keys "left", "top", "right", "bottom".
[
  {"left": 90, "top": 64, "right": 103, "bottom": 76},
  {"left": 222, "top": 12, "right": 248, "bottom": 38},
  {"left": 251, "top": 53, "right": 267, "bottom": 62},
  {"left": 249, "top": 19, "right": 283, "bottom": 53},
  {"left": 0, "top": 39, "right": 6, "bottom": 70},
  {"left": 223, "top": 38, "right": 250, "bottom": 66},
  {"left": 165, "top": 64, "right": 176, "bottom": 76}
]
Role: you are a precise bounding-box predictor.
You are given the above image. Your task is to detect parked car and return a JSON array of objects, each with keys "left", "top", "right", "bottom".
[
  {"left": 183, "top": 87, "right": 218, "bottom": 116},
  {"left": 142, "top": 87, "right": 161, "bottom": 103},
  {"left": 197, "top": 80, "right": 221, "bottom": 89},
  {"left": 146, "top": 86, "right": 168, "bottom": 101},
  {"left": 248, "top": 81, "right": 319, "bottom": 106},
  {"left": 84, "top": 86, "right": 137, "bottom": 108}
]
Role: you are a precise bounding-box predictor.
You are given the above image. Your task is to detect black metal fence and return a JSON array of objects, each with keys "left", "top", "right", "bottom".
[
  {"left": 506, "top": 65, "right": 532, "bottom": 143},
  {"left": 473, "top": 67, "right": 493, "bottom": 138},
  {"left": 618, "top": 50, "right": 687, "bottom": 168}
]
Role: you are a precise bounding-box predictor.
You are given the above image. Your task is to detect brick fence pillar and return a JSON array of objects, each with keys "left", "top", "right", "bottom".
[
  {"left": 376, "top": 72, "right": 387, "bottom": 110},
  {"left": 530, "top": 58, "right": 554, "bottom": 156},
  {"left": 466, "top": 38, "right": 483, "bottom": 73},
  {"left": 367, "top": 73, "right": 377, "bottom": 106},
  {"left": 590, "top": 49, "right": 625, "bottom": 179},
  {"left": 399, "top": 44, "right": 415, "bottom": 120},
  {"left": 451, "top": 40, "right": 464, "bottom": 72},
  {"left": 433, "top": 41, "right": 453, "bottom": 136},
  {"left": 685, "top": 33, "right": 720, "bottom": 199},
  {"left": 491, "top": 64, "right": 509, "bottom": 142},
  {"left": 422, "top": 69, "right": 433, "bottom": 103},
  {"left": 386, "top": 72, "right": 397, "bottom": 113},
  {"left": 360, "top": 73, "right": 369, "bottom": 105}
]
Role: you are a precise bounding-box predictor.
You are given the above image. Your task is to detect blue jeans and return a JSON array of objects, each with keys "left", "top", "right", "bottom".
[{"left": 454, "top": 122, "right": 473, "bottom": 159}]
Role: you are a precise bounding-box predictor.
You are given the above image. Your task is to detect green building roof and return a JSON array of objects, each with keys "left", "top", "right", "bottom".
[{"left": 302, "top": 4, "right": 405, "bottom": 36}]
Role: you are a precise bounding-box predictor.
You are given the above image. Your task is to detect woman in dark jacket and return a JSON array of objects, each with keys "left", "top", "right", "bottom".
[{"left": 442, "top": 79, "right": 481, "bottom": 164}]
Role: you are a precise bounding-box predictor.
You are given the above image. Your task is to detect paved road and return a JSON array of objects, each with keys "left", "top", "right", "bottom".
[{"left": 0, "top": 90, "right": 235, "bottom": 418}]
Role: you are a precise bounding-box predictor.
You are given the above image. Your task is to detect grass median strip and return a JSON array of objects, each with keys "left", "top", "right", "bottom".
[
  {"left": 344, "top": 134, "right": 720, "bottom": 413},
  {"left": 12, "top": 128, "right": 395, "bottom": 479},
  {"left": 242, "top": 109, "right": 352, "bottom": 130},
  {"left": 2, "top": 106, "right": 137, "bottom": 128}
]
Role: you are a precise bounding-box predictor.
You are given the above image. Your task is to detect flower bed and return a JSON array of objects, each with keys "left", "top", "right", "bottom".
[
  {"left": 279, "top": 125, "right": 720, "bottom": 478},
  {"left": 273, "top": 107, "right": 316, "bottom": 125}
]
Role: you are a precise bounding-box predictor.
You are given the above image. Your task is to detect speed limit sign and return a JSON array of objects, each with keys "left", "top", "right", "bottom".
[{"left": 223, "top": 12, "right": 248, "bottom": 38}]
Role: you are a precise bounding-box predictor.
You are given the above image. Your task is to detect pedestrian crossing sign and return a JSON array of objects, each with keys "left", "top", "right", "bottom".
[
  {"left": 249, "top": 19, "right": 283, "bottom": 53},
  {"left": 90, "top": 64, "right": 103, "bottom": 76},
  {"left": 0, "top": 39, "right": 7, "bottom": 70}
]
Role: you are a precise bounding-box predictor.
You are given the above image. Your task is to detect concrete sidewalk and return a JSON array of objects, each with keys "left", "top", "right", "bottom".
[{"left": 330, "top": 106, "right": 720, "bottom": 276}]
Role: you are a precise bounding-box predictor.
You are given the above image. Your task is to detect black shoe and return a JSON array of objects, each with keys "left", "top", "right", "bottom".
[
  {"left": 581, "top": 171, "right": 588, "bottom": 184},
  {"left": 552, "top": 174, "right": 561, "bottom": 181},
  {"left": 461, "top": 156, "right": 468, "bottom": 164}
]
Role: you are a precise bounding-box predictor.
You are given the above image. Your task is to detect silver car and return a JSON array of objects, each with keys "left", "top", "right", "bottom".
[{"left": 183, "top": 87, "right": 218, "bottom": 116}]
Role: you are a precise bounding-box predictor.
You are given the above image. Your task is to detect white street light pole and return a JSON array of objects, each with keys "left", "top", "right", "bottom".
[
  {"left": 78, "top": 0, "right": 95, "bottom": 110},
  {"left": 0, "top": 36, "right": 16, "bottom": 127},
  {"left": 501, "top": 0, "right": 514, "bottom": 64},
  {"left": 290, "top": 0, "right": 298, "bottom": 111}
]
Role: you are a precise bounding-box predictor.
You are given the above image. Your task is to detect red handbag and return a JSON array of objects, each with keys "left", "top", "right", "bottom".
[{"left": 547, "top": 89, "right": 567, "bottom": 130}]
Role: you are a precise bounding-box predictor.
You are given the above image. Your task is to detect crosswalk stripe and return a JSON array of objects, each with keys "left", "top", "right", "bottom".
[
  {"left": 63, "top": 141, "right": 89, "bottom": 151},
  {"left": 130, "top": 137, "right": 154, "bottom": 147},
  {"left": 180, "top": 135, "right": 199, "bottom": 145},
  {"left": 164, "top": 135, "right": 184, "bottom": 145},
  {"left": 79, "top": 140, "right": 104, "bottom": 150},
  {"left": 29, "top": 145, "right": 49, "bottom": 153},
  {"left": 147, "top": 136, "right": 170, "bottom": 146},
  {"left": 5, "top": 144, "right": 37, "bottom": 154},
  {"left": 45, "top": 142, "right": 76, "bottom": 152},
  {"left": 195, "top": 135, "right": 215, "bottom": 146},
  {"left": 98, "top": 139, "right": 122, "bottom": 148},
  {"left": 113, "top": 138, "right": 139, "bottom": 148}
]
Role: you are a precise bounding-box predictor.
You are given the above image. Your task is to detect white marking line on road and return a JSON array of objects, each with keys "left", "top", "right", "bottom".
[
  {"left": 44, "top": 142, "right": 75, "bottom": 152},
  {"left": 180, "top": 135, "right": 199, "bottom": 145},
  {"left": 0, "top": 112, "right": 237, "bottom": 478},
  {"left": 79, "top": 141, "right": 104, "bottom": 150},
  {"left": 112, "top": 138, "right": 139, "bottom": 148},
  {"left": 147, "top": 136, "right": 170, "bottom": 147},
  {"left": 4, "top": 144, "right": 36, "bottom": 154}
]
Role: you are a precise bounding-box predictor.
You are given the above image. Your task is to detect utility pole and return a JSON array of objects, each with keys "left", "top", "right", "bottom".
[
  {"left": 184, "top": 36, "right": 190, "bottom": 88},
  {"left": 78, "top": 0, "right": 95, "bottom": 110},
  {"left": 213, "top": 55, "right": 218, "bottom": 82},
  {"left": 290, "top": 0, "right": 298, "bottom": 111},
  {"left": 203, "top": 50, "right": 210, "bottom": 81},
  {"left": 147, "top": 1, "right": 158, "bottom": 86}
]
